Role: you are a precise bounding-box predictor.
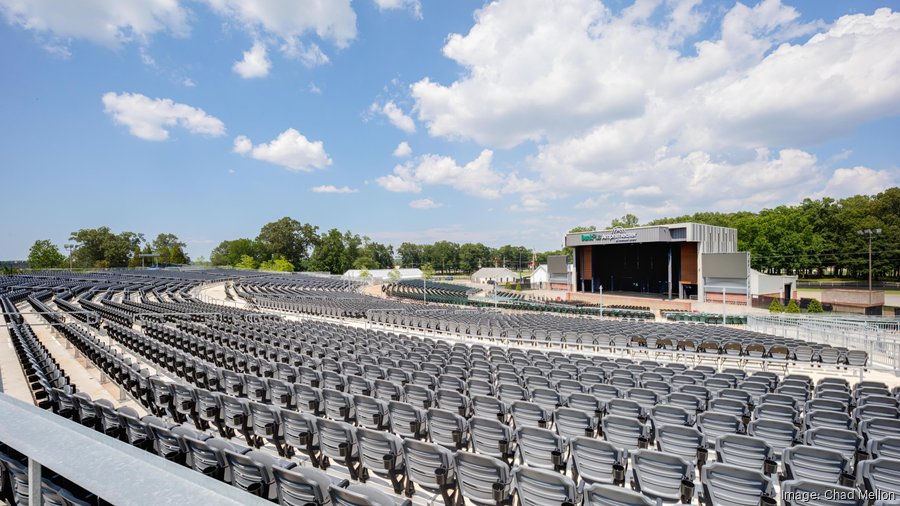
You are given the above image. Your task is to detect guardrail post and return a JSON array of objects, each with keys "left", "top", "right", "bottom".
[{"left": 28, "top": 457, "right": 42, "bottom": 506}]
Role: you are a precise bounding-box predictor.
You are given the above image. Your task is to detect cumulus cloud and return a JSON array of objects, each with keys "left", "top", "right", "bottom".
[
  {"left": 0, "top": 0, "right": 188, "bottom": 50},
  {"left": 393, "top": 141, "right": 412, "bottom": 158},
  {"left": 233, "top": 128, "right": 331, "bottom": 172},
  {"left": 376, "top": 150, "right": 505, "bottom": 198},
  {"left": 312, "top": 185, "right": 358, "bottom": 193},
  {"left": 509, "top": 195, "right": 548, "bottom": 213},
  {"left": 409, "top": 198, "right": 443, "bottom": 209},
  {"left": 203, "top": 0, "right": 356, "bottom": 48},
  {"left": 405, "top": 0, "right": 900, "bottom": 214},
  {"left": 815, "top": 166, "right": 896, "bottom": 200},
  {"left": 373, "top": 0, "right": 422, "bottom": 19},
  {"left": 371, "top": 101, "right": 416, "bottom": 133},
  {"left": 233, "top": 41, "right": 271, "bottom": 78},
  {"left": 102, "top": 92, "right": 226, "bottom": 141}
]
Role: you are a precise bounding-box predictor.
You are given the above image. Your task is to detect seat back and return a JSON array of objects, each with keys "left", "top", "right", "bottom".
[{"left": 513, "top": 466, "right": 577, "bottom": 506}]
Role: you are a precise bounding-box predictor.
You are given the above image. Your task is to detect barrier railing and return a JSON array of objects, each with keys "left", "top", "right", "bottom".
[{"left": 0, "top": 393, "right": 270, "bottom": 506}]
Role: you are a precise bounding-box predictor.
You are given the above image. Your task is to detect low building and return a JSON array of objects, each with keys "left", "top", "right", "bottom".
[
  {"left": 531, "top": 263, "right": 574, "bottom": 290},
  {"left": 471, "top": 267, "right": 519, "bottom": 285}
]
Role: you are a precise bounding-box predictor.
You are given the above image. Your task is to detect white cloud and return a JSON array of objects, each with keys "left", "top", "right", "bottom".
[
  {"left": 233, "top": 128, "right": 331, "bottom": 172},
  {"left": 203, "top": 0, "right": 356, "bottom": 48},
  {"left": 574, "top": 197, "right": 605, "bottom": 209},
  {"left": 372, "top": 101, "right": 416, "bottom": 133},
  {"left": 409, "top": 198, "right": 443, "bottom": 209},
  {"left": 312, "top": 185, "right": 359, "bottom": 193},
  {"left": 393, "top": 141, "right": 412, "bottom": 158},
  {"left": 233, "top": 41, "right": 271, "bottom": 78},
  {"left": 509, "top": 195, "right": 547, "bottom": 213},
  {"left": 373, "top": 0, "right": 422, "bottom": 19},
  {"left": 102, "top": 92, "right": 226, "bottom": 141},
  {"left": 0, "top": 0, "right": 189, "bottom": 49},
  {"left": 407, "top": 0, "right": 900, "bottom": 215},
  {"left": 281, "top": 39, "right": 330, "bottom": 67},
  {"left": 815, "top": 166, "right": 896, "bottom": 200},
  {"left": 307, "top": 82, "right": 322, "bottom": 94},
  {"left": 377, "top": 150, "right": 504, "bottom": 198},
  {"left": 181, "top": 77, "right": 197, "bottom": 87}
]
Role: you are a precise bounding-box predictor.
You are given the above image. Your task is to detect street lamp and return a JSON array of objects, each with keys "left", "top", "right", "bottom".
[
  {"left": 857, "top": 228, "right": 882, "bottom": 304},
  {"left": 64, "top": 244, "right": 74, "bottom": 271}
]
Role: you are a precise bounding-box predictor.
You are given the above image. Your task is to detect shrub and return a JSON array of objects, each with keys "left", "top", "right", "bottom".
[
  {"left": 769, "top": 298, "right": 783, "bottom": 313},
  {"left": 515, "top": 283, "right": 522, "bottom": 291},
  {"left": 785, "top": 299, "right": 801, "bottom": 313},
  {"left": 807, "top": 298, "right": 824, "bottom": 313}
]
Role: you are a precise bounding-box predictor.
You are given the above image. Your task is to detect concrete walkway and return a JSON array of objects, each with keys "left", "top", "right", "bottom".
[{"left": 0, "top": 318, "right": 35, "bottom": 403}]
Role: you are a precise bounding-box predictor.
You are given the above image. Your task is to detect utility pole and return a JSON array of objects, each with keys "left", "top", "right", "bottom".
[
  {"left": 857, "top": 229, "right": 882, "bottom": 304},
  {"left": 64, "top": 244, "right": 74, "bottom": 271}
]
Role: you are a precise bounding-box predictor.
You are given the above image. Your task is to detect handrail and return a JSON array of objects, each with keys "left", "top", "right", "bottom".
[{"left": 0, "top": 393, "right": 271, "bottom": 506}]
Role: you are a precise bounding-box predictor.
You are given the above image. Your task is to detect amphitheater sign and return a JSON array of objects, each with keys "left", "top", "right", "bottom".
[{"left": 580, "top": 227, "right": 639, "bottom": 244}]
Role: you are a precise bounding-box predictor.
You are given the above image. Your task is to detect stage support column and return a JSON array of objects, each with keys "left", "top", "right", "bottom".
[{"left": 667, "top": 245, "right": 673, "bottom": 300}]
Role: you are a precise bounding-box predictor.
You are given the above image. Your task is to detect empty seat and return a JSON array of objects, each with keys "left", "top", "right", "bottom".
[
  {"left": 569, "top": 437, "right": 627, "bottom": 487},
  {"left": 747, "top": 418, "right": 798, "bottom": 461},
  {"left": 782, "top": 445, "right": 850, "bottom": 484},
  {"left": 272, "top": 465, "right": 349, "bottom": 506},
  {"left": 715, "top": 434, "right": 774, "bottom": 473},
  {"left": 630, "top": 449, "right": 694, "bottom": 503},
  {"left": 403, "top": 439, "right": 457, "bottom": 506},
  {"left": 780, "top": 479, "right": 862, "bottom": 506},
  {"left": 329, "top": 483, "right": 412, "bottom": 506},
  {"left": 868, "top": 436, "right": 900, "bottom": 460},
  {"left": 858, "top": 458, "right": 900, "bottom": 503},
  {"left": 555, "top": 407, "right": 597, "bottom": 440},
  {"left": 512, "top": 466, "right": 579, "bottom": 506},
  {"left": 455, "top": 451, "right": 512, "bottom": 506},
  {"left": 697, "top": 412, "right": 742, "bottom": 448},
  {"left": 427, "top": 408, "right": 469, "bottom": 450},
  {"left": 356, "top": 427, "right": 406, "bottom": 494},
  {"left": 317, "top": 419, "right": 361, "bottom": 481},
  {"left": 469, "top": 416, "right": 516, "bottom": 463},
  {"left": 223, "top": 449, "right": 296, "bottom": 500},
  {"left": 804, "top": 427, "right": 862, "bottom": 463},
  {"left": 655, "top": 424, "right": 707, "bottom": 467},
  {"left": 516, "top": 426, "right": 567, "bottom": 472},
  {"left": 700, "top": 462, "right": 775, "bottom": 506},
  {"left": 583, "top": 483, "right": 654, "bottom": 506}
]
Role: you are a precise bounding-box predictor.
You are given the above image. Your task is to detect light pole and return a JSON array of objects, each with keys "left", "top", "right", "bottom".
[
  {"left": 857, "top": 228, "right": 882, "bottom": 304},
  {"left": 64, "top": 244, "right": 74, "bottom": 271}
]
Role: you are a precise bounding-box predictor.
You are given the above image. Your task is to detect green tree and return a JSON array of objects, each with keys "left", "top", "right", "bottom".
[
  {"left": 68, "top": 227, "right": 142, "bottom": 268},
  {"left": 235, "top": 254, "right": 257, "bottom": 269},
  {"left": 459, "top": 242, "right": 493, "bottom": 273},
  {"left": 361, "top": 240, "right": 395, "bottom": 269},
  {"left": 421, "top": 263, "right": 435, "bottom": 280},
  {"left": 210, "top": 238, "right": 260, "bottom": 267},
  {"left": 259, "top": 255, "right": 294, "bottom": 272},
  {"left": 807, "top": 298, "right": 824, "bottom": 313},
  {"left": 152, "top": 233, "right": 188, "bottom": 264},
  {"left": 785, "top": 299, "right": 801, "bottom": 313},
  {"left": 387, "top": 268, "right": 402, "bottom": 282},
  {"left": 27, "top": 240, "right": 66, "bottom": 269},
  {"left": 308, "top": 228, "right": 347, "bottom": 274},
  {"left": 353, "top": 256, "right": 378, "bottom": 270},
  {"left": 609, "top": 214, "right": 639, "bottom": 229},
  {"left": 256, "top": 217, "right": 319, "bottom": 269},
  {"left": 769, "top": 298, "right": 784, "bottom": 313},
  {"left": 169, "top": 243, "right": 189, "bottom": 264},
  {"left": 397, "top": 242, "right": 423, "bottom": 268}
]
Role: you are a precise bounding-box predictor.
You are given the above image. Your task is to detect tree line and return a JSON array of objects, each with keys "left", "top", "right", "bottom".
[{"left": 27, "top": 229, "right": 189, "bottom": 269}]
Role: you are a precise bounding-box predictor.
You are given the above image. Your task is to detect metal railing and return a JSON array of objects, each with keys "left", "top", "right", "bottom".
[
  {"left": 0, "top": 394, "right": 270, "bottom": 506},
  {"left": 748, "top": 314, "right": 900, "bottom": 375}
]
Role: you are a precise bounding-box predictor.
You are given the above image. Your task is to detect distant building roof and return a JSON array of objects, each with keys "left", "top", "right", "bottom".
[
  {"left": 343, "top": 268, "right": 422, "bottom": 280},
  {"left": 471, "top": 267, "right": 518, "bottom": 278}
]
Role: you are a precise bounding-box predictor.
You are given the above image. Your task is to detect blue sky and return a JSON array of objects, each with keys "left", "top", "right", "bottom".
[{"left": 0, "top": 0, "right": 898, "bottom": 260}]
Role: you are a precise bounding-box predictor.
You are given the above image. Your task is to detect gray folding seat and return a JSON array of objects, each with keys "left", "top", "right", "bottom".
[
  {"left": 655, "top": 424, "right": 707, "bottom": 467},
  {"left": 353, "top": 395, "right": 389, "bottom": 430},
  {"left": 868, "top": 436, "right": 900, "bottom": 460},
  {"left": 780, "top": 479, "right": 862, "bottom": 506},
  {"left": 317, "top": 418, "right": 361, "bottom": 480},
  {"left": 299, "top": 366, "right": 323, "bottom": 388},
  {"left": 389, "top": 400, "right": 427, "bottom": 440},
  {"left": 805, "top": 399, "right": 846, "bottom": 414},
  {"left": 610, "top": 376, "right": 637, "bottom": 389},
  {"left": 718, "top": 388, "right": 752, "bottom": 407},
  {"left": 583, "top": 483, "right": 655, "bottom": 506},
  {"left": 427, "top": 408, "right": 469, "bottom": 450},
  {"left": 512, "top": 401, "right": 554, "bottom": 430},
  {"left": 681, "top": 385, "right": 711, "bottom": 409},
  {"left": 281, "top": 409, "right": 321, "bottom": 466},
  {"left": 272, "top": 465, "right": 349, "bottom": 506},
  {"left": 570, "top": 436, "right": 627, "bottom": 487},
  {"left": 147, "top": 424, "right": 206, "bottom": 464},
  {"left": 347, "top": 375, "right": 374, "bottom": 398},
  {"left": 804, "top": 427, "right": 862, "bottom": 463},
  {"left": 602, "top": 415, "right": 649, "bottom": 452},
  {"left": 403, "top": 439, "right": 458, "bottom": 506},
  {"left": 667, "top": 392, "right": 703, "bottom": 414},
  {"left": 72, "top": 393, "right": 101, "bottom": 430},
  {"left": 555, "top": 407, "right": 597, "bottom": 440},
  {"left": 804, "top": 410, "right": 854, "bottom": 432},
  {"left": 760, "top": 393, "right": 797, "bottom": 411},
  {"left": 526, "top": 375, "right": 552, "bottom": 390},
  {"left": 859, "top": 417, "right": 900, "bottom": 446},
  {"left": 858, "top": 394, "right": 899, "bottom": 408},
  {"left": 818, "top": 390, "right": 852, "bottom": 406},
  {"left": 223, "top": 448, "right": 296, "bottom": 500},
  {"left": 455, "top": 451, "right": 512, "bottom": 506},
  {"left": 470, "top": 415, "right": 516, "bottom": 464},
  {"left": 627, "top": 388, "right": 658, "bottom": 411},
  {"left": 516, "top": 426, "right": 568, "bottom": 472},
  {"left": 403, "top": 383, "right": 434, "bottom": 410},
  {"left": 630, "top": 449, "right": 695, "bottom": 504},
  {"left": 568, "top": 393, "right": 604, "bottom": 418},
  {"left": 512, "top": 466, "right": 579, "bottom": 506},
  {"left": 845, "top": 350, "right": 868, "bottom": 367},
  {"left": 754, "top": 402, "right": 799, "bottom": 425},
  {"left": 607, "top": 399, "right": 646, "bottom": 420},
  {"left": 782, "top": 445, "right": 851, "bottom": 485},
  {"left": 295, "top": 384, "right": 325, "bottom": 416},
  {"left": 221, "top": 369, "right": 246, "bottom": 397},
  {"left": 709, "top": 398, "right": 749, "bottom": 420},
  {"left": 557, "top": 379, "right": 585, "bottom": 396},
  {"left": 248, "top": 402, "right": 285, "bottom": 455},
  {"left": 652, "top": 404, "right": 695, "bottom": 427},
  {"left": 531, "top": 387, "right": 563, "bottom": 409},
  {"left": 329, "top": 483, "right": 413, "bottom": 506},
  {"left": 854, "top": 405, "right": 900, "bottom": 424},
  {"left": 592, "top": 384, "right": 622, "bottom": 404},
  {"left": 738, "top": 381, "right": 770, "bottom": 406},
  {"left": 473, "top": 395, "right": 511, "bottom": 423},
  {"left": 857, "top": 458, "right": 900, "bottom": 503},
  {"left": 323, "top": 389, "right": 356, "bottom": 424},
  {"left": 700, "top": 462, "right": 775, "bottom": 506},
  {"left": 356, "top": 427, "right": 406, "bottom": 494},
  {"left": 267, "top": 378, "right": 295, "bottom": 410},
  {"left": 697, "top": 412, "right": 742, "bottom": 448},
  {"left": 499, "top": 383, "right": 529, "bottom": 404},
  {"left": 715, "top": 434, "right": 775, "bottom": 473},
  {"left": 245, "top": 375, "right": 270, "bottom": 404},
  {"left": 436, "top": 389, "right": 472, "bottom": 418},
  {"left": 374, "top": 379, "right": 404, "bottom": 402}
]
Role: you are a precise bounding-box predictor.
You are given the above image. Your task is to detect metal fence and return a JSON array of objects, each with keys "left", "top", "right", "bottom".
[
  {"left": 0, "top": 394, "right": 270, "bottom": 506},
  {"left": 748, "top": 314, "right": 900, "bottom": 374}
]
